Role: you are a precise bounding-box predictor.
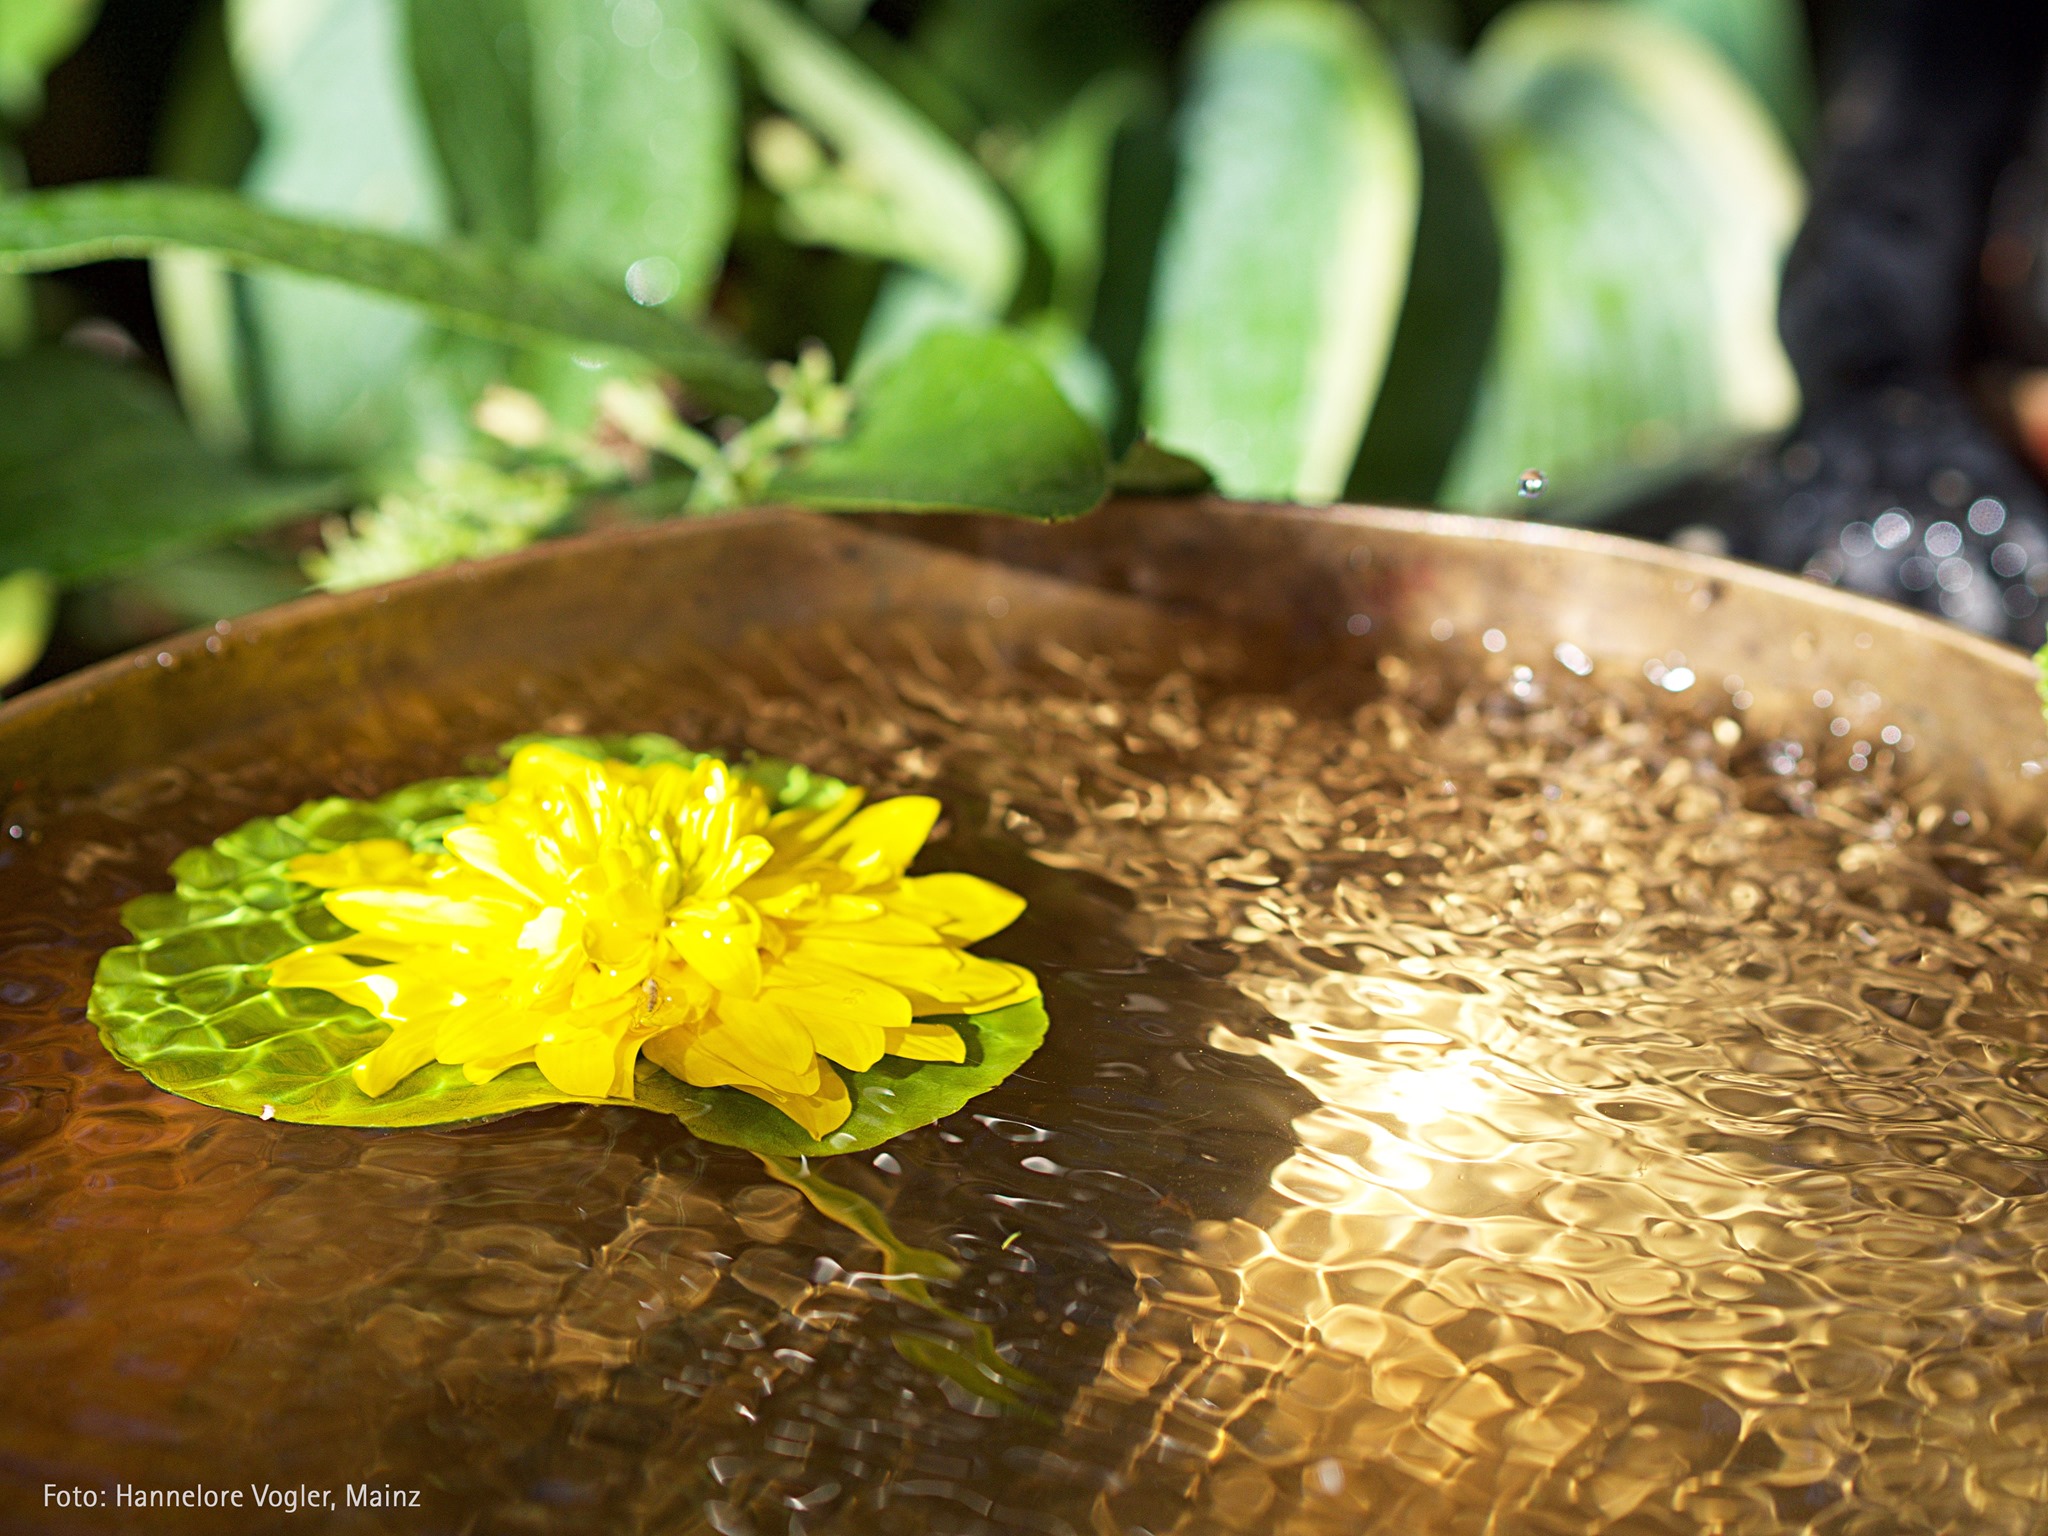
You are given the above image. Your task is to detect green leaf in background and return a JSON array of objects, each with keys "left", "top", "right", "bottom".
[
  {"left": 403, "top": 0, "right": 536, "bottom": 244},
  {"left": 1438, "top": 1, "right": 1802, "bottom": 518},
  {"left": 715, "top": 0, "right": 1023, "bottom": 313},
  {"left": 1012, "top": 70, "right": 1156, "bottom": 331},
  {"left": 528, "top": 0, "right": 738, "bottom": 313},
  {"left": 1141, "top": 0, "right": 1420, "bottom": 503},
  {"left": 0, "top": 348, "right": 335, "bottom": 585},
  {"left": 0, "top": 568, "right": 55, "bottom": 689},
  {"left": 0, "top": 0, "right": 100, "bottom": 120},
  {"left": 150, "top": 0, "right": 260, "bottom": 454},
  {"left": 88, "top": 735, "right": 1048, "bottom": 1157},
  {"left": 228, "top": 0, "right": 450, "bottom": 466},
  {"left": 771, "top": 326, "right": 1109, "bottom": 519},
  {"left": 1627, "top": 0, "right": 1812, "bottom": 147},
  {"left": 0, "top": 183, "right": 771, "bottom": 413},
  {"left": 1346, "top": 40, "right": 1500, "bottom": 506},
  {"left": 0, "top": 144, "right": 30, "bottom": 358},
  {"left": 852, "top": 269, "right": 1116, "bottom": 430},
  {"left": 912, "top": 0, "right": 1151, "bottom": 133}
]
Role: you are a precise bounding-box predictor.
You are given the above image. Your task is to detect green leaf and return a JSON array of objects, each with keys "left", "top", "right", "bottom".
[
  {"left": 1438, "top": 1, "right": 1802, "bottom": 518},
  {"left": 912, "top": 0, "right": 1151, "bottom": 133},
  {"left": 1346, "top": 40, "right": 1500, "bottom": 506},
  {"left": 0, "top": 347, "right": 336, "bottom": 585},
  {"left": 1626, "top": 0, "right": 1812, "bottom": 146},
  {"left": 529, "top": 0, "right": 739, "bottom": 313},
  {"left": 88, "top": 736, "right": 1048, "bottom": 1157},
  {"left": 228, "top": 0, "right": 450, "bottom": 466},
  {"left": 0, "top": 567, "right": 54, "bottom": 689},
  {"left": 0, "top": 0, "right": 100, "bottom": 119},
  {"left": 714, "top": 0, "right": 1023, "bottom": 312},
  {"left": 0, "top": 182, "right": 771, "bottom": 413},
  {"left": 150, "top": 0, "right": 260, "bottom": 453},
  {"left": 769, "top": 325, "right": 1109, "bottom": 519},
  {"left": 1012, "top": 70, "right": 1156, "bottom": 330},
  {"left": 403, "top": 0, "right": 537, "bottom": 244},
  {"left": 1141, "top": 0, "right": 1420, "bottom": 503}
]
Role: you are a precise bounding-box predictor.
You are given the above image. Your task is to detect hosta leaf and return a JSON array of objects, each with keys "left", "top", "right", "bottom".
[
  {"left": 149, "top": 0, "right": 259, "bottom": 454},
  {"left": 1438, "top": 2, "right": 1802, "bottom": 518},
  {"left": 228, "top": 0, "right": 449, "bottom": 466},
  {"left": 403, "top": 0, "right": 537, "bottom": 244},
  {"left": 1141, "top": 0, "right": 1420, "bottom": 503},
  {"left": 1346, "top": 41, "right": 1499, "bottom": 506},
  {"left": 1010, "top": 70, "right": 1156, "bottom": 331},
  {"left": 770, "top": 326, "right": 1110, "bottom": 519},
  {"left": 528, "top": 0, "right": 738, "bottom": 314},
  {"left": 0, "top": 182, "right": 771, "bottom": 413},
  {"left": 88, "top": 736, "right": 1048, "bottom": 1157},
  {"left": 0, "top": 347, "right": 336, "bottom": 585},
  {"left": 1627, "top": 0, "right": 1812, "bottom": 145}
]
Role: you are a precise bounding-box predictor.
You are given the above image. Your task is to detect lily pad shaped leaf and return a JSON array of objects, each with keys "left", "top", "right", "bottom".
[{"left": 88, "top": 735, "right": 1048, "bottom": 1156}]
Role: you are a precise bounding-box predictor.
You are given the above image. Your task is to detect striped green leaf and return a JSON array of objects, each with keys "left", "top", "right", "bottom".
[{"left": 1141, "top": 0, "right": 1420, "bottom": 503}]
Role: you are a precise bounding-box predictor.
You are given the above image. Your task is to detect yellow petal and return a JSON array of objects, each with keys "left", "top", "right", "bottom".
[
  {"left": 886, "top": 873, "right": 1027, "bottom": 943},
  {"left": 765, "top": 788, "right": 866, "bottom": 850},
  {"left": 535, "top": 1030, "right": 625, "bottom": 1098},
  {"left": 666, "top": 900, "right": 762, "bottom": 997},
  {"left": 738, "top": 1069, "right": 853, "bottom": 1139},
  {"left": 882, "top": 1020, "right": 967, "bottom": 1062},
  {"left": 352, "top": 1023, "right": 440, "bottom": 1096},
  {"left": 791, "top": 936, "right": 1024, "bottom": 1008},
  {"left": 431, "top": 1000, "right": 523, "bottom": 1063},
  {"left": 289, "top": 839, "right": 433, "bottom": 890},
  {"left": 819, "top": 796, "right": 940, "bottom": 886},
  {"left": 760, "top": 986, "right": 891, "bottom": 1073},
  {"left": 323, "top": 888, "right": 529, "bottom": 943},
  {"left": 442, "top": 824, "right": 547, "bottom": 902},
  {"left": 679, "top": 1000, "right": 820, "bottom": 1095}
]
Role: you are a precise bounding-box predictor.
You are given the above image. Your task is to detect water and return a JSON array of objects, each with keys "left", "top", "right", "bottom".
[{"left": 7, "top": 615, "right": 2048, "bottom": 1534}]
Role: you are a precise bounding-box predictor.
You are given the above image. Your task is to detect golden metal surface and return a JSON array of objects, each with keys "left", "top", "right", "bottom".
[
  {"left": 8, "top": 501, "right": 2048, "bottom": 1535},
  {"left": 8, "top": 498, "right": 2042, "bottom": 824}
]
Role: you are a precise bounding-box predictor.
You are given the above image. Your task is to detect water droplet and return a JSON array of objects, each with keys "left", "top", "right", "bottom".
[
  {"left": 1517, "top": 469, "right": 1547, "bottom": 498},
  {"left": 260, "top": 1104, "right": 275, "bottom": 1121},
  {"left": 624, "top": 255, "right": 682, "bottom": 306}
]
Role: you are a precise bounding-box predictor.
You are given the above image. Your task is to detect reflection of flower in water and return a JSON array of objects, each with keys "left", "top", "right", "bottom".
[{"left": 269, "top": 743, "right": 1036, "bottom": 1136}]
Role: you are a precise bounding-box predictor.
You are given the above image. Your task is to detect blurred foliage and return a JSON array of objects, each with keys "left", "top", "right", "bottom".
[{"left": 0, "top": 0, "right": 1812, "bottom": 689}]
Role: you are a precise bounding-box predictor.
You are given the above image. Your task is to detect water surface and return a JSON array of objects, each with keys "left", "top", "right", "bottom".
[{"left": 5, "top": 610, "right": 2048, "bottom": 1534}]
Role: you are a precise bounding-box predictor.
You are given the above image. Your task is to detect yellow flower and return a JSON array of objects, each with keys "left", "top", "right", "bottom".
[{"left": 266, "top": 744, "right": 1037, "bottom": 1137}]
